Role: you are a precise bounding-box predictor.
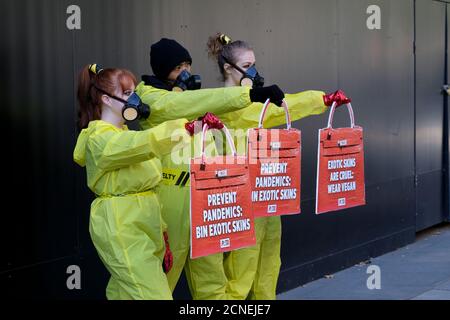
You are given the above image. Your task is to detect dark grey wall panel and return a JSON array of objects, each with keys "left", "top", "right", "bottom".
[
  {"left": 2, "top": 0, "right": 443, "bottom": 299},
  {"left": 446, "top": 4, "right": 450, "bottom": 220},
  {"left": 416, "top": 0, "right": 445, "bottom": 175},
  {"left": 279, "top": 0, "right": 416, "bottom": 292},
  {"left": 4, "top": 0, "right": 80, "bottom": 271},
  {"left": 336, "top": 0, "right": 415, "bottom": 185},
  {"left": 415, "top": 0, "right": 446, "bottom": 231}
]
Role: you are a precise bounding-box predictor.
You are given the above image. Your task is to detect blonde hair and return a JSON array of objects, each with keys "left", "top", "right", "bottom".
[{"left": 206, "top": 33, "right": 253, "bottom": 80}]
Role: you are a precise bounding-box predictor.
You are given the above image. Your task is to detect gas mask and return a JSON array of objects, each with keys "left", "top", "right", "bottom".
[
  {"left": 239, "top": 65, "right": 265, "bottom": 88},
  {"left": 172, "top": 70, "right": 202, "bottom": 92},
  {"left": 96, "top": 86, "right": 150, "bottom": 121},
  {"left": 118, "top": 92, "right": 151, "bottom": 121},
  {"left": 222, "top": 56, "right": 265, "bottom": 88}
]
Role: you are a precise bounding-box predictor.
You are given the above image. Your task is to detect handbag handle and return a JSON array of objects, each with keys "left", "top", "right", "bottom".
[
  {"left": 327, "top": 102, "right": 355, "bottom": 129},
  {"left": 201, "top": 122, "right": 237, "bottom": 165},
  {"left": 258, "top": 99, "right": 291, "bottom": 129}
]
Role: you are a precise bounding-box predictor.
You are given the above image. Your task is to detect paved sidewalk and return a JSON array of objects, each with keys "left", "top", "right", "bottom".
[{"left": 278, "top": 223, "right": 450, "bottom": 300}]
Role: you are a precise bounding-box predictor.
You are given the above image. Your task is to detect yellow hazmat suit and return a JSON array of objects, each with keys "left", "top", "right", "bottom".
[
  {"left": 137, "top": 83, "right": 327, "bottom": 300},
  {"left": 73, "top": 119, "right": 189, "bottom": 300},
  {"left": 136, "top": 83, "right": 252, "bottom": 130}
]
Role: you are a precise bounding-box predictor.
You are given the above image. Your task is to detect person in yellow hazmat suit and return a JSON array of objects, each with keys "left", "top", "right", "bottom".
[
  {"left": 136, "top": 38, "right": 286, "bottom": 299},
  {"left": 73, "top": 64, "right": 191, "bottom": 300},
  {"left": 200, "top": 33, "right": 349, "bottom": 300}
]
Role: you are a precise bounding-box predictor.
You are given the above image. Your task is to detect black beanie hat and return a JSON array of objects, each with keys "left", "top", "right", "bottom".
[{"left": 150, "top": 38, "right": 192, "bottom": 80}]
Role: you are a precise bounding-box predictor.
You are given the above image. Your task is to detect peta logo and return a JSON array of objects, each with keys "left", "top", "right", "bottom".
[
  {"left": 220, "top": 238, "right": 230, "bottom": 248},
  {"left": 338, "top": 140, "right": 348, "bottom": 147},
  {"left": 216, "top": 169, "right": 228, "bottom": 178},
  {"left": 270, "top": 142, "right": 281, "bottom": 150},
  {"left": 338, "top": 198, "right": 346, "bottom": 206},
  {"left": 268, "top": 204, "right": 277, "bottom": 213}
]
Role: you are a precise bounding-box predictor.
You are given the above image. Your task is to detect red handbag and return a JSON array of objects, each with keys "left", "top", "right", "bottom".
[
  {"left": 315, "top": 102, "right": 366, "bottom": 214},
  {"left": 190, "top": 123, "right": 256, "bottom": 259},
  {"left": 247, "top": 99, "right": 302, "bottom": 217}
]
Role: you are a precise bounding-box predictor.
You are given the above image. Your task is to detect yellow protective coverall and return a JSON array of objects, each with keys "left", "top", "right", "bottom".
[
  {"left": 136, "top": 83, "right": 252, "bottom": 130},
  {"left": 73, "top": 119, "right": 189, "bottom": 300},
  {"left": 138, "top": 83, "right": 326, "bottom": 299}
]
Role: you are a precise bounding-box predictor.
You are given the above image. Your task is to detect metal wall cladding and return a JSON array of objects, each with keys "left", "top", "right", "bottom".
[
  {"left": 279, "top": 0, "right": 417, "bottom": 291},
  {"left": 2, "top": 0, "right": 442, "bottom": 298},
  {"left": 415, "top": 0, "right": 447, "bottom": 231}
]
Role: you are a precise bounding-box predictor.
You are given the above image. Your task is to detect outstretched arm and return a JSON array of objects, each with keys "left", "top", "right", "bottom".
[
  {"left": 219, "top": 90, "right": 327, "bottom": 130},
  {"left": 136, "top": 82, "right": 252, "bottom": 129}
]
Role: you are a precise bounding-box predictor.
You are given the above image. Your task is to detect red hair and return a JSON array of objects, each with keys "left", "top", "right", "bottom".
[{"left": 77, "top": 65, "right": 137, "bottom": 131}]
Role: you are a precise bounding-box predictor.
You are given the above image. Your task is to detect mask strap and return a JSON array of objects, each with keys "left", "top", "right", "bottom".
[
  {"left": 93, "top": 85, "right": 128, "bottom": 104},
  {"left": 221, "top": 55, "right": 249, "bottom": 77}
]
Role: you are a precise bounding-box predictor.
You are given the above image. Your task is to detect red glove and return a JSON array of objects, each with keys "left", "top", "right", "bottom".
[
  {"left": 323, "top": 90, "right": 351, "bottom": 107},
  {"left": 185, "top": 120, "right": 197, "bottom": 136},
  {"left": 200, "top": 112, "right": 224, "bottom": 130},
  {"left": 162, "top": 231, "right": 173, "bottom": 273},
  {"left": 185, "top": 112, "right": 224, "bottom": 136}
]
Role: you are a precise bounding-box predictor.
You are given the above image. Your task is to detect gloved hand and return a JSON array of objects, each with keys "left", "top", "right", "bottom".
[
  {"left": 250, "top": 85, "right": 285, "bottom": 106},
  {"left": 185, "top": 112, "right": 224, "bottom": 136},
  {"left": 162, "top": 231, "right": 173, "bottom": 273},
  {"left": 323, "top": 90, "right": 351, "bottom": 107},
  {"left": 185, "top": 120, "right": 197, "bottom": 136},
  {"left": 199, "top": 112, "right": 224, "bottom": 130}
]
